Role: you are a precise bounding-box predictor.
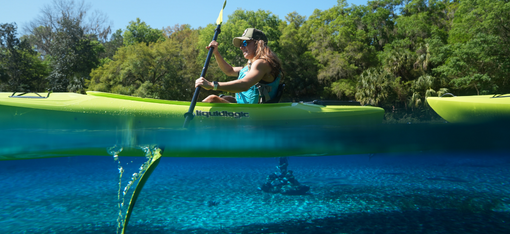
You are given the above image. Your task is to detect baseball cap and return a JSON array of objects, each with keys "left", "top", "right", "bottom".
[{"left": 232, "top": 28, "right": 268, "bottom": 47}]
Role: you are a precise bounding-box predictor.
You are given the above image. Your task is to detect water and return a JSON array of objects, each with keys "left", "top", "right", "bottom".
[{"left": 1, "top": 124, "right": 510, "bottom": 233}]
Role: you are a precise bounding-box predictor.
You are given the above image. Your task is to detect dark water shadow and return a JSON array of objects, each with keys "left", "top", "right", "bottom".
[
  {"left": 426, "top": 176, "right": 469, "bottom": 183},
  {"left": 20, "top": 209, "right": 510, "bottom": 234},
  {"left": 225, "top": 210, "right": 510, "bottom": 234}
]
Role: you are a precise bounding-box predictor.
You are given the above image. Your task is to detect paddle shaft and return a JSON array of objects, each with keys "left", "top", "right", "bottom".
[{"left": 183, "top": 24, "right": 222, "bottom": 128}]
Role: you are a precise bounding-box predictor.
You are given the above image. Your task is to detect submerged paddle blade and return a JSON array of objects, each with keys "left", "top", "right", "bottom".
[
  {"left": 216, "top": 0, "right": 227, "bottom": 25},
  {"left": 121, "top": 148, "right": 163, "bottom": 234}
]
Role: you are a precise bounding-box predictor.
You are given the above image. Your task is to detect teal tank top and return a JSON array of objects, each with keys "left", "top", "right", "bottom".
[{"left": 235, "top": 65, "right": 281, "bottom": 104}]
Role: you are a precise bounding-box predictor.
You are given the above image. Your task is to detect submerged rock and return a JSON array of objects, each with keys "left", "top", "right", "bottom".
[{"left": 259, "top": 158, "right": 310, "bottom": 195}]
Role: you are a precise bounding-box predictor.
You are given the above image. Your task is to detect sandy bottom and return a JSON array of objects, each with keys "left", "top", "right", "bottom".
[{"left": 1, "top": 151, "right": 509, "bottom": 233}]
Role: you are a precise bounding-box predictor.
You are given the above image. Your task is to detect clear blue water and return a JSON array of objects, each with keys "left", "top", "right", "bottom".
[
  {"left": 1, "top": 123, "right": 509, "bottom": 233},
  {"left": 1, "top": 151, "right": 510, "bottom": 233}
]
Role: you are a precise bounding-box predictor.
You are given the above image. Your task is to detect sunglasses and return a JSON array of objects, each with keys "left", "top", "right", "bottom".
[{"left": 242, "top": 40, "right": 250, "bottom": 47}]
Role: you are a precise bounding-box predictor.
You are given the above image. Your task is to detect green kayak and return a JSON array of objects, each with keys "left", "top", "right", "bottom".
[
  {"left": 427, "top": 94, "right": 510, "bottom": 123},
  {"left": 0, "top": 91, "right": 384, "bottom": 130},
  {"left": 0, "top": 91, "right": 385, "bottom": 159}
]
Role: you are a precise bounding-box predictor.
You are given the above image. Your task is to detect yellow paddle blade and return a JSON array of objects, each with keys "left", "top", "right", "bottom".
[
  {"left": 121, "top": 148, "right": 163, "bottom": 234},
  {"left": 216, "top": 0, "right": 227, "bottom": 25}
]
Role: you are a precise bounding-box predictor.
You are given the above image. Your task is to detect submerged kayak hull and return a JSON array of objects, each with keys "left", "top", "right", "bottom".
[
  {"left": 427, "top": 95, "right": 510, "bottom": 123},
  {"left": 2, "top": 121, "right": 509, "bottom": 160},
  {"left": 0, "top": 92, "right": 385, "bottom": 159}
]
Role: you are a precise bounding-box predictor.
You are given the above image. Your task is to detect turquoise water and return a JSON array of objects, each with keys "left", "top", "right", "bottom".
[
  {"left": 2, "top": 122, "right": 508, "bottom": 160},
  {"left": 1, "top": 123, "right": 509, "bottom": 233}
]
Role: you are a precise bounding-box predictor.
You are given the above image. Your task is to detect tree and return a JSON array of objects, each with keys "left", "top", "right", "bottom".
[
  {"left": 441, "top": 0, "right": 510, "bottom": 94},
  {"left": 89, "top": 25, "right": 199, "bottom": 100},
  {"left": 122, "top": 18, "right": 165, "bottom": 46},
  {"left": 101, "top": 29, "right": 123, "bottom": 60},
  {"left": 300, "top": 0, "right": 381, "bottom": 99},
  {"left": 24, "top": 0, "right": 111, "bottom": 57},
  {"left": 278, "top": 12, "right": 320, "bottom": 100},
  {"left": 372, "top": 0, "right": 453, "bottom": 116},
  {"left": 45, "top": 15, "right": 104, "bottom": 92},
  {"left": 164, "top": 25, "right": 202, "bottom": 100},
  {"left": 435, "top": 33, "right": 506, "bottom": 95},
  {"left": 0, "top": 23, "right": 48, "bottom": 92},
  {"left": 21, "top": 0, "right": 111, "bottom": 92},
  {"left": 355, "top": 67, "right": 396, "bottom": 106}
]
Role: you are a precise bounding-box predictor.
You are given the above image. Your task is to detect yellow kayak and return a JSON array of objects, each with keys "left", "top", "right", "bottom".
[{"left": 427, "top": 94, "right": 510, "bottom": 123}]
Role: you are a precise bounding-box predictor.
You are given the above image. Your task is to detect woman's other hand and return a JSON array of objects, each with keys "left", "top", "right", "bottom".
[
  {"left": 195, "top": 77, "right": 213, "bottom": 90},
  {"left": 206, "top": 40, "right": 219, "bottom": 50}
]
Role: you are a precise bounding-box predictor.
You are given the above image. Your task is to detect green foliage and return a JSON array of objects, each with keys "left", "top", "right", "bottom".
[
  {"left": 24, "top": 0, "right": 112, "bottom": 58},
  {"left": 300, "top": 0, "right": 383, "bottom": 99},
  {"left": 89, "top": 25, "right": 199, "bottom": 100},
  {"left": 437, "top": 0, "right": 510, "bottom": 95},
  {"left": 449, "top": 0, "right": 510, "bottom": 44},
  {"left": 46, "top": 16, "right": 103, "bottom": 92},
  {"left": 123, "top": 18, "right": 165, "bottom": 46},
  {"left": 102, "top": 29, "right": 123, "bottom": 59},
  {"left": 331, "top": 79, "right": 356, "bottom": 100},
  {"left": 355, "top": 68, "right": 396, "bottom": 106},
  {"left": 435, "top": 34, "right": 504, "bottom": 95},
  {"left": 0, "top": 23, "right": 49, "bottom": 92},
  {"left": 279, "top": 12, "right": 320, "bottom": 100},
  {"left": 20, "top": 0, "right": 112, "bottom": 93}
]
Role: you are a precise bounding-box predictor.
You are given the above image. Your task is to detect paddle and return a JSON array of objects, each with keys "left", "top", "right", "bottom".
[
  {"left": 183, "top": 0, "right": 227, "bottom": 128},
  {"left": 121, "top": 147, "right": 163, "bottom": 234}
]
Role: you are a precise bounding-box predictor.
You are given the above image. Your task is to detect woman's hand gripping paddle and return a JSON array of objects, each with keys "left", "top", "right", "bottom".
[{"left": 183, "top": 0, "right": 227, "bottom": 128}]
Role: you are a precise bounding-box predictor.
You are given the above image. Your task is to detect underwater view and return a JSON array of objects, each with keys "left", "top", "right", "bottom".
[
  {"left": 1, "top": 124, "right": 509, "bottom": 234},
  {"left": 2, "top": 0, "right": 510, "bottom": 232}
]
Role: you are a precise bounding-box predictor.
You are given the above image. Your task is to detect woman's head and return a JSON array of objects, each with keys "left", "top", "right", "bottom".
[
  {"left": 233, "top": 28, "right": 283, "bottom": 79},
  {"left": 233, "top": 28, "right": 268, "bottom": 60}
]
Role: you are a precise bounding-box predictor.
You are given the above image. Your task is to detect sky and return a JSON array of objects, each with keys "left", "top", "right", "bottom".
[{"left": 0, "top": 0, "right": 370, "bottom": 35}]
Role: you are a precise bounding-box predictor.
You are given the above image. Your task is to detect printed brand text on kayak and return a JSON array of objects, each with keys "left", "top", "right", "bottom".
[{"left": 196, "top": 110, "right": 249, "bottom": 118}]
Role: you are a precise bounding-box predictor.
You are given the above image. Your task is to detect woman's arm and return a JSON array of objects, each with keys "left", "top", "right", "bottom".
[
  {"left": 208, "top": 41, "right": 242, "bottom": 77},
  {"left": 196, "top": 59, "right": 271, "bottom": 92}
]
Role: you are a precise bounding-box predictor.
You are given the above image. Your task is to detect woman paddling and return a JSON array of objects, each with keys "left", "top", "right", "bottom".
[{"left": 195, "top": 28, "right": 283, "bottom": 104}]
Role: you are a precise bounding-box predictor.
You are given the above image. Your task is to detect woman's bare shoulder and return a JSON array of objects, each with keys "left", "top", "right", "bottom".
[{"left": 252, "top": 59, "right": 271, "bottom": 70}]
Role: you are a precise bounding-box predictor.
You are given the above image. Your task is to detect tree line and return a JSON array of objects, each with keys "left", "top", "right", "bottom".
[{"left": 1, "top": 0, "right": 509, "bottom": 122}]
